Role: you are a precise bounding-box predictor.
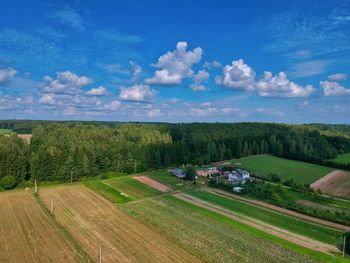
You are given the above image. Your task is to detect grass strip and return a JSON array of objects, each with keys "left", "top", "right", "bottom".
[{"left": 84, "top": 180, "right": 133, "bottom": 203}]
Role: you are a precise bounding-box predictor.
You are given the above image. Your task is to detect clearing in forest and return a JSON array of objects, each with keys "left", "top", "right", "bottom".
[
  {"left": 311, "top": 170, "right": 350, "bottom": 197},
  {"left": 40, "top": 185, "right": 198, "bottom": 263},
  {"left": 133, "top": 175, "right": 171, "bottom": 192},
  {"left": 0, "top": 191, "right": 87, "bottom": 263},
  {"left": 231, "top": 154, "right": 333, "bottom": 184}
]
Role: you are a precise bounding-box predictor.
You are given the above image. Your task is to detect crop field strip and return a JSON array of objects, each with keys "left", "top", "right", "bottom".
[
  {"left": 120, "top": 195, "right": 344, "bottom": 263},
  {"left": 187, "top": 190, "right": 343, "bottom": 245},
  {"left": 105, "top": 176, "right": 162, "bottom": 199},
  {"left": 311, "top": 170, "right": 350, "bottom": 197},
  {"left": 40, "top": 185, "right": 199, "bottom": 263},
  {"left": 231, "top": 154, "right": 333, "bottom": 184},
  {"left": 210, "top": 188, "right": 350, "bottom": 232},
  {"left": 0, "top": 191, "right": 87, "bottom": 262}
]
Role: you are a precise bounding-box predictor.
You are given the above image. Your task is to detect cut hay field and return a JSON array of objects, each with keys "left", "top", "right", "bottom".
[
  {"left": 187, "top": 190, "right": 342, "bottom": 246},
  {"left": 105, "top": 176, "right": 162, "bottom": 199},
  {"left": 120, "top": 195, "right": 337, "bottom": 263},
  {"left": 0, "top": 191, "right": 87, "bottom": 262},
  {"left": 40, "top": 185, "right": 198, "bottom": 263},
  {"left": 330, "top": 153, "right": 350, "bottom": 165},
  {"left": 231, "top": 155, "right": 333, "bottom": 184}
]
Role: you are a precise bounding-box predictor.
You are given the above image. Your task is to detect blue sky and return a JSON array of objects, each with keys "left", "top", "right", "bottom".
[{"left": 0, "top": 0, "right": 349, "bottom": 123}]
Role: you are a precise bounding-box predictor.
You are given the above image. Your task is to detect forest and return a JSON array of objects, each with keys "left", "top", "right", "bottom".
[{"left": 1, "top": 120, "right": 350, "bottom": 188}]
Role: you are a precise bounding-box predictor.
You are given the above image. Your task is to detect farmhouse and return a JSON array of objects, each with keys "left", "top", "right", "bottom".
[
  {"left": 226, "top": 169, "right": 251, "bottom": 184},
  {"left": 169, "top": 168, "right": 186, "bottom": 178},
  {"left": 196, "top": 167, "right": 221, "bottom": 177}
]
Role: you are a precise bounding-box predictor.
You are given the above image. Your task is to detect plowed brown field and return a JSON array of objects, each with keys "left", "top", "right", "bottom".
[
  {"left": 311, "top": 170, "right": 350, "bottom": 197},
  {"left": 40, "top": 185, "right": 198, "bottom": 263}
]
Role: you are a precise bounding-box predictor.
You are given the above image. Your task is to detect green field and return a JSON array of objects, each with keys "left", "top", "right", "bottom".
[
  {"left": 84, "top": 180, "right": 133, "bottom": 203},
  {"left": 231, "top": 155, "right": 333, "bottom": 184},
  {"left": 121, "top": 195, "right": 346, "bottom": 263},
  {"left": 0, "top": 129, "right": 13, "bottom": 134},
  {"left": 330, "top": 153, "right": 350, "bottom": 165},
  {"left": 188, "top": 190, "right": 342, "bottom": 245},
  {"left": 105, "top": 176, "right": 161, "bottom": 199}
]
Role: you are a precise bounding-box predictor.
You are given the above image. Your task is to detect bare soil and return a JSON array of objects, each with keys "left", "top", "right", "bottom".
[
  {"left": 134, "top": 176, "right": 171, "bottom": 192},
  {"left": 17, "top": 134, "right": 32, "bottom": 144},
  {"left": 40, "top": 185, "right": 198, "bottom": 263},
  {"left": 209, "top": 188, "right": 350, "bottom": 232},
  {"left": 174, "top": 193, "right": 337, "bottom": 255},
  {"left": 0, "top": 191, "right": 85, "bottom": 262},
  {"left": 311, "top": 170, "right": 350, "bottom": 197}
]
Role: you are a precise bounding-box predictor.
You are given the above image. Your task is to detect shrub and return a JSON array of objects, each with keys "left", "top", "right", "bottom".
[{"left": 0, "top": 176, "right": 17, "bottom": 189}]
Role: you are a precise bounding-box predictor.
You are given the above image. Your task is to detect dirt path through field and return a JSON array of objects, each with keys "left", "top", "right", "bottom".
[
  {"left": 209, "top": 188, "right": 350, "bottom": 232},
  {"left": 0, "top": 191, "right": 86, "bottom": 262},
  {"left": 311, "top": 170, "right": 350, "bottom": 197},
  {"left": 134, "top": 176, "right": 171, "bottom": 192},
  {"left": 174, "top": 193, "right": 337, "bottom": 255},
  {"left": 41, "top": 186, "right": 198, "bottom": 263}
]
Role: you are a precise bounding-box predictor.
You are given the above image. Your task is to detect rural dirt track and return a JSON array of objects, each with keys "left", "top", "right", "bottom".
[
  {"left": 134, "top": 176, "right": 171, "bottom": 192},
  {"left": 209, "top": 188, "right": 350, "bottom": 232},
  {"left": 40, "top": 185, "right": 199, "bottom": 263},
  {"left": 311, "top": 170, "right": 350, "bottom": 197},
  {"left": 173, "top": 193, "right": 337, "bottom": 255},
  {"left": 0, "top": 191, "right": 85, "bottom": 262}
]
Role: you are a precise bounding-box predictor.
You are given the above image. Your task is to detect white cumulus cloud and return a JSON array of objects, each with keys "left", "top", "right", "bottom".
[
  {"left": 42, "top": 71, "right": 93, "bottom": 95},
  {"left": 215, "top": 59, "right": 256, "bottom": 91},
  {"left": 191, "top": 70, "right": 209, "bottom": 91},
  {"left": 147, "top": 108, "right": 163, "bottom": 117},
  {"left": 257, "top": 71, "right": 313, "bottom": 98},
  {"left": 321, "top": 80, "right": 350, "bottom": 96},
  {"left": 129, "top": 61, "right": 142, "bottom": 82},
  {"left": 86, "top": 86, "right": 107, "bottom": 96},
  {"left": 0, "top": 68, "right": 17, "bottom": 85},
  {"left": 119, "top": 84, "right": 158, "bottom": 102},
  {"left": 145, "top": 41, "right": 203, "bottom": 85}
]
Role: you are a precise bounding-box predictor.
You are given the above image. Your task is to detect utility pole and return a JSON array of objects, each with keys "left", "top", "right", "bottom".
[
  {"left": 34, "top": 178, "right": 38, "bottom": 195},
  {"left": 343, "top": 235, "right": 347, "bottom": 257},
  {"left": 70, "top": 171, "right": 73, "bottom": 184},
  {"left": 50, "top": 197, "right": 54, "bottom": 215},
  {"left": 99, "top": 242, "right": 102, "bottom": 263}
]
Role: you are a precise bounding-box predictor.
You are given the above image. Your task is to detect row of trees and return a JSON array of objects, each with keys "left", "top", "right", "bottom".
[{"left": 0, "top": 121, "right": 349, "bottom": 187}]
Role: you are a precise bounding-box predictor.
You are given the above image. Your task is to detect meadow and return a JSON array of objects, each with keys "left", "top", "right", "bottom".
[
  {"left": 0, "top": 129, "right": 13, "bottom": 134},
  {"left": 330, "top": 153, "right": 350, "bottom": 165},
  {"left": 231, "top": 154, "right": 333, "bottom": 184}
]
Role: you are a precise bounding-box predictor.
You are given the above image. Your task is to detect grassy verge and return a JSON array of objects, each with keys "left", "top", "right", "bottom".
[
  {"left": 84, "top": 180, "right": 133, "bottom": 203},
  {"left": 164, "top": 195, "right": 348, "bottom": 263},
  {"left": 188, "top": 190, "right": 343, "bottom": 245},
  {"left": 33, "top": 193, "right": 92, "bottom": 262}
]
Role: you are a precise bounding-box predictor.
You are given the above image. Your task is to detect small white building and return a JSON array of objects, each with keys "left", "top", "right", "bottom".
[{"left": 227, "top": 169, "right": 251, "bottom": 184}]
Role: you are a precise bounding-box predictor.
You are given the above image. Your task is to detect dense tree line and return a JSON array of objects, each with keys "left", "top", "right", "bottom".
[{"left": 0, "top": 121, "right": 350, "bottom": 188}]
